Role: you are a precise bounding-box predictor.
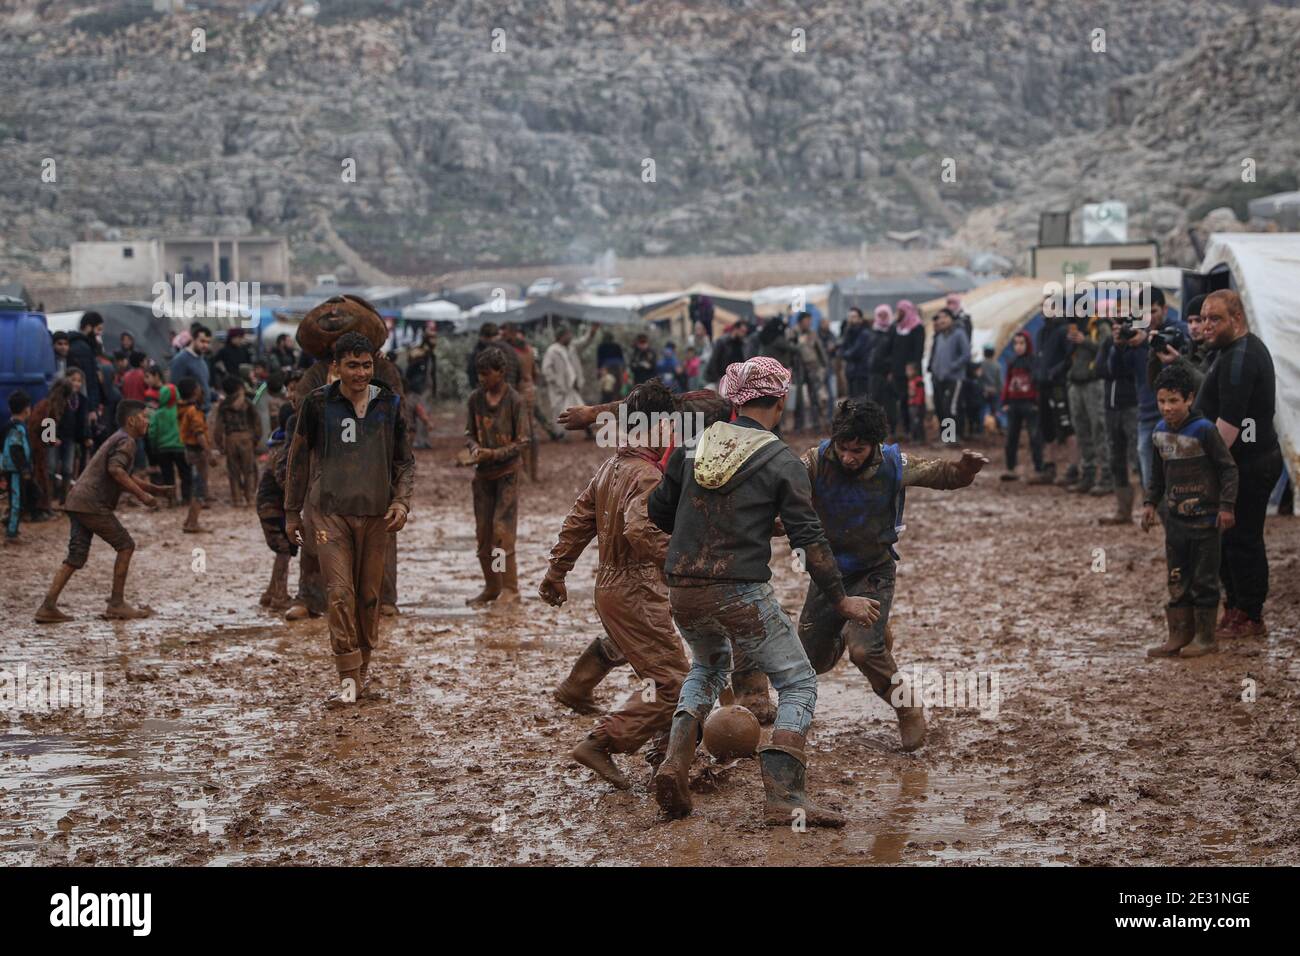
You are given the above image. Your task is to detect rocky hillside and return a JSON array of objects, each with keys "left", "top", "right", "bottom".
[{"left": 0, "top": 0, "right": 1285, "bottom": 282}]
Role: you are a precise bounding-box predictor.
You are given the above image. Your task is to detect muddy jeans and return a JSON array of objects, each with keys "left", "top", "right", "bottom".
[
  {"left": 224, "top": 432, "right": 257, "bottom": 503},
  {"left": 1164, "top": 519, "right": 1220, "bottom": 609},
  {"left": 1067, "top": 379, "right": 1109, "bottom": 482},
  {"left": 1105, "top": 404, "right": 1139, "bottom": 489},
  {"left": 799, "top": 564, "right": 898, "bottom": 700},
  {"left": 472, "top": 472, "right": 518, "bottom": 560},
  {"left": 593, "top": 568, "right": 688, "bottom": 753},
  {"left": 669, "top": 581, "right": 818, "bottom": 735},
  {"left": 315, "top": 512, "right": 387, "bottom": 674}
]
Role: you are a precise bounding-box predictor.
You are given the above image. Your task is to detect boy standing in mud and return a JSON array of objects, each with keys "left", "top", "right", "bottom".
[
  {"left": 34, "top": 400, "right": 173, "bottom": 622},
  {"left": 646, "top": 357, "right": 879, "bottom": 827},
  {"left": 797, "top": 398, "right": 987, "bottom": 752},
  {"left": 1142, "top": 364, "right": 1237, "bottom": 659},
  {"left": 285, "top": 332, "right": 414, "bottom": 705},
  {"left": 463, "top": 348, "right": 529, "bottom": 607},
  {"left": 213, "top": 376, "right": 261, "bottom": 507},
  {"left": 540, "top": 381, "right": 689, "bottom": 790}
]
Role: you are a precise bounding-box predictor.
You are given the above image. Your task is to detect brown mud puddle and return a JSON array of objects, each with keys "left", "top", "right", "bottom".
[{"left": 2, "top": 413, "right": 1297, "bottom": 865}]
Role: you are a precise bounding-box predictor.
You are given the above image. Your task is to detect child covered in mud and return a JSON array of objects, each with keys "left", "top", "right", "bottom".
[
  {"left": 540, "top": 381, "right": 690, "bottom": 790},
  {"left": 33, "top": 400, "right": 173, "bottom": 623},
  {"left": 1142, "top": 364, "right": 1237, "bottom": 659},
  {"left": 256, "top": 402, "right": 298, "bottom": 611},
  {"left": 176, "top": 377, "right": 214, "bottom": 534},
  {"left": 461, "top": 347, "right": 528, "bottom": 607},
  {"left": 646, "top": 356, "right": 880, "bottom": 827},
  {"left": 213, "top": 376, "right": 261, "bottom": 507}
]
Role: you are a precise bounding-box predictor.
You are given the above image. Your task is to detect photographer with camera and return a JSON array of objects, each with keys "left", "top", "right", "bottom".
[
  {"left": 1063, "top": 298, "right": 1112, "bottom": 496},
  {"left": 1111, "top": 287, "right": 1189, "bottom": 495},
  {"left": 1193, "top": 289, "right": 1282, "bottom": 640},
  {"left": 1148, "top": 293, "right": 1214, "bottom": 392}
]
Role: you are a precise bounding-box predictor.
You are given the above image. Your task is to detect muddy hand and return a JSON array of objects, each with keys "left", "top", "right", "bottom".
[
  {"left": 958, "top": 449, "right": 990, "bottom": 478},
  {"left": 558, "top": 405, "right": 595, "bottom": 430},
  {"left": 835, "top": 595, "right": 881, "bottom": 627},
  {"left": 384, "top": 503, "right": 408, "bottom": 532},
  {"left": 286, "top": 512, "right": 304, "bottom": 547},
  {"left": 538, "top": 574, "right": 567, "bottom": 607}
]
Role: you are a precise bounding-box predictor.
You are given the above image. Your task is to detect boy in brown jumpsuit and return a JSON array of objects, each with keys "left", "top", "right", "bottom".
[
  {"left": 213, "top": 376, "right": 261, "bottom": 507},
  {"left": 541, "top": 381, "right": 688, "bottom": 789},
  {"left": 285, "top": 333, "right": 414, "bottom": 705},
  {"left": 34, "top": 400, "right": 173, "bottom": 622},
  {"left": 463, "top": 347, "right": 528, "bottom": 606}
]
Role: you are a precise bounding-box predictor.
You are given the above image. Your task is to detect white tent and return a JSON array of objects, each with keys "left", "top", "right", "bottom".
[
  {"left": 400, "top": 299, "right": 463, "bottom": 322},
  {"left": 1199, "top": 233, "right": 1300, "bottom": 477}
]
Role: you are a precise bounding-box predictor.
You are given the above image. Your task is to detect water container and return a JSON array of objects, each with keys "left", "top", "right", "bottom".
[{"left": 0, "top": 310, "right": 55, "bottom": 408}]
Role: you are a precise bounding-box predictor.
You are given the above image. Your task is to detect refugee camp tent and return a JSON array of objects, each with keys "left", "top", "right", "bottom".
[
  {"left": 401, "top": 299, "right": 463, "bottom": 322},
  {"left": 829, "top": 270, "right": 976, "bottom": 322},
  {"left": 1198, "top": 232, "right": 1300, "bottom": 477},
  {"left": 465, "top": 296, "right": 644, "bottom": 333},
  {"left": 639, "top": 284, "right": 758, "bottom": 340},
  {"left": 49, "top": 301, "right": 248, "bottom": 366}
]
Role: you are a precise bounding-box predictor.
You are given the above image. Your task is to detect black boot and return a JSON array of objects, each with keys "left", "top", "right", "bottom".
[
  {"left": 554, "top": 639, "right": 620, "bottom": 715},
  {"left": 653, "top": 712, "right": 700, "bottom": 819},
  {"left": 759, "top": 730, "right": 845, "bottom": 828},
  {"left": 1180, "top": 607, "right": 1220, "bottom": 658}
]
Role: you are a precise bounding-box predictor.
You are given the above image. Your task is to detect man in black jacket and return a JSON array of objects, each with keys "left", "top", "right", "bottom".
[
  {"left": 646, "top": 356, "right": 879, "bottom": 828},
  {"left": 67, "top": 312, "right": 106, "bottom": 431}
]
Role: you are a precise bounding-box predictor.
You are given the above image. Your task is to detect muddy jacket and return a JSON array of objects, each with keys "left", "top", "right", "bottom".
[
  {"left": 802, "top": 441, "right": 975, "bottom": 576},
  {"left": 647, "top": 416, "right": 846, "bottom": 602},
  {"left": 548, "top": 446, "right": 669, "bottom": 588},
  {"left": 1146, "top": 412, "right": 1238, "bottom": 528},
  {"left": 285, "top": 380, "right": 414, "bottom": 517},
  {"left": 213, "top": 396, "right": 261, "bottom": 449}
]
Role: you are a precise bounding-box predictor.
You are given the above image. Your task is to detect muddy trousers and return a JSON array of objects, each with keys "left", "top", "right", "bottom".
[
  {"left": 1221, "top": 447, "right": 1283, "bottom": 620},
  {"left": 1066, "top": 380, "right": 1108, "bottom": 482},
  {"left": 315, "top": 513, "right": 387, "bottom": 674},
  {"left": 591, "top": 571, "right": 689, "bottom": 753},
  {"left": 669, "top": 581, "right": 818, "bottom": 736},
  {"left": 1164, "top": 519, "right": 1221, "bottom": 610},
  {"left": 1105, "top": 404, "right": 1139, "bottom": 489},
  {"left": 1004, "top": 400, "right": 1043, "bottom": 472},
  {"left": 471, "top": 472, "right": 518, "bottom": 565},
  {"left": 799, "top": 564, "right": 899, "bottom": 700},
  {"left": 224, "top": 433, "right": 258, "bottom": 503}
]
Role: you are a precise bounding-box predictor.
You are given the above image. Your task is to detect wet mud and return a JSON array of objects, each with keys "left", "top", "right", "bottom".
[{"left": 2, "top": 411, "right": 1297, "bottom": 865}]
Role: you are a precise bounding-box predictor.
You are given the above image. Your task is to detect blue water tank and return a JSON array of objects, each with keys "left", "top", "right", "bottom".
[{"left": 0, "top": 310, "right": 55, "bottom": 408}]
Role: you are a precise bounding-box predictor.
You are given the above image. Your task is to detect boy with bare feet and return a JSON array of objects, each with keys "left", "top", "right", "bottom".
[
  {"left": 285, "top": 333, "right": 414, "bottom": 706},
  {"left": 34, "top": 400, "right": 171, "bottom": 623},
  {"left": 213, "top": 376, "right": 261, "bottom": 507},
  {"left": 462, "top": 348, "right": 528, "bottom": 607},
  {"left": 176, "top": 377, "right": 214, "bottom": 534},
  {"left": 646, "top": 357, "right": 880, "bottom": 827},
  {"left": 256, "top": 403, "right": 297, "bottom": 611},
  {"left": 540, "top": 382, "right": 688, "bottom": 790}
]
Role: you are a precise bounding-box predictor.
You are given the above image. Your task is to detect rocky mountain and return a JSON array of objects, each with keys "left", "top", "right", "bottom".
[{"left": 0, "top": 0, "right": 1290, "bottom": 283}]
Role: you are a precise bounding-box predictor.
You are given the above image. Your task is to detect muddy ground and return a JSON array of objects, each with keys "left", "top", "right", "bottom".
[{"left": 2, "top": 409, "right": 1298, "bottom": 866}]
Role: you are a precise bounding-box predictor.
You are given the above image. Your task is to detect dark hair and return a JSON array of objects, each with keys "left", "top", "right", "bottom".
[
  {"left": 1149, "top": 287, "right": 1166, "bottom": 308},
  {"left": 116, "top": 399, "right": 146, "bottom": 427},
  {"left": 79, "top": 311, "right": 104, "bottom": 331},
  {"left": 848, "top": 306, "right": 863, "bottom": 318},
  {"left": 475, "top": 347, "right": 506, "bottom": 374},
  {"left": 268, "top": 372, "right": 285, "bottom": 392},
  {"left": 226, "top": 327, "right": 244, "bottom": 339},
  {"left": 797, "top": 311, "right": 812, "bottom": 323},
  {"left": 112, "top": 350, "right": 127, "bottom": 362},
  {"left": 478, "top": 323, "right": 499, "bottom": 339},
  {"left": 278, "top": 403, "right": 295, "bottom": 430},
  {"left": 253, "top": 359, "right": 269, "bottom": 371},
  {"left": 144, "top": 365, "right": 162, "bottom": 379},
  {"left": 1153, "top": 363, "right": 1196, "bottom": 398},
  {"left": 176, "top": 376, "right": 201, "bottom": 401},
  {"left": 1184, "top": 294, "right": 1206, "bottom": 318},
  {"left": 625, "top": 380, "right": 676, "bottom": 418},
  {"left": 129, "top": 350, "right": 146, "bottom": 368},
  {"left": 191, "top": 324, "right": 212, "bottom": 339},
  {"left": 222, "top": 375, "right": 243, "bottom": 395},
  {"left": 52, "top": 331, "right": 69, "bottom": 343},
  {"left": 333, "top": 331, "right": 376, "bottom": 361},
  {"left": 8, "top": 389, "right": 31, "bottom": 415},
  {"left": 935, "top": 308, "right": 955, "bottom": 322},
  {"left": 831, "top": 398, "right": 888, "bottom": 445},
  {"left": 742, "top": 394, "right": 782, "bottom": 409}
]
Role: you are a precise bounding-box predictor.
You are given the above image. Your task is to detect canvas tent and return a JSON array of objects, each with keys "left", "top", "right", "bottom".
[
  {"left": 829, "top": 269, "right": 977, "bottom": 323},
  {"left": 1198, "top": 233, "right": 1300, "bottom": 478},
  {"left": 47, "top": 301, "right": 250, "bottom": 365},
  {"left": 466, "top": 296, "right": 645, "bottom": 333}
]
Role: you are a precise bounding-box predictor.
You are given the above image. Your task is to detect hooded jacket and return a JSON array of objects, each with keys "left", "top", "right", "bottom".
[
  {"left": 147, "top": 383, "right": 184, "bottom": 452},
  {"left": 1000, "top": 337, "right": 1039, "bottom": 403},
  {"left": 647, "top": 417, "right": 846, "bottom": 602}
]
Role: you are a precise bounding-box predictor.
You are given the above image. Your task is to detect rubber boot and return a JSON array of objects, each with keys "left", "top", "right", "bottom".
[
  {"left": 730, "top": 668, "right": 776, "bottom": 725},
  {"left": 261, "top": 554, "right": 293, "bottom": 609},
  {"left": 759, "top": 730, "right": 845, "bottom": 828},
  {"left": 1027, "top": 462, "right": 1056, "bottom": 485},
  {"left": 1070, "top": 468, "right": 1095, "bottom": 493},
  {"left": 497, "top": 552, "right": 520, "bottom": 606},
  {"left": 1055, "top": 463, "right": 1080, "bottom": 487},
  {"left": 572, "top": 732, "right": 631, "bottom": 790},
  {"left": 326, "top": 667, "right": 362, "bottom": 708},
  {"left": 466, "top": 555, "right": 502, "bottom": 606},
  {"left": 1180, "top": 607, "right": 1220, "bottom": 658},
  {"left": 653, "top": 712, "right": 700, "bottom": 819},
  {"left": 554, "top": 639, "right": 618, "bottom": 715},
  {"left": 1147, "top": 606, "right": 1195, "bottom": 658},
  {"left": 1098, "top": 485, "right": 1134, "bottom": 525}
]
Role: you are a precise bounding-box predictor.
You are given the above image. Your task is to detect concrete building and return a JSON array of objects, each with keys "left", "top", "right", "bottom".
[{"left": 71, "top": 236, "right": 291, "bottom": 294}]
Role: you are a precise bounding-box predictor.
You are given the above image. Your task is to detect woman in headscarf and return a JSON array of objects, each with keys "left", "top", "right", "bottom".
[{"left": 891, "top": 300, "right": 925, "bottom": 438}]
